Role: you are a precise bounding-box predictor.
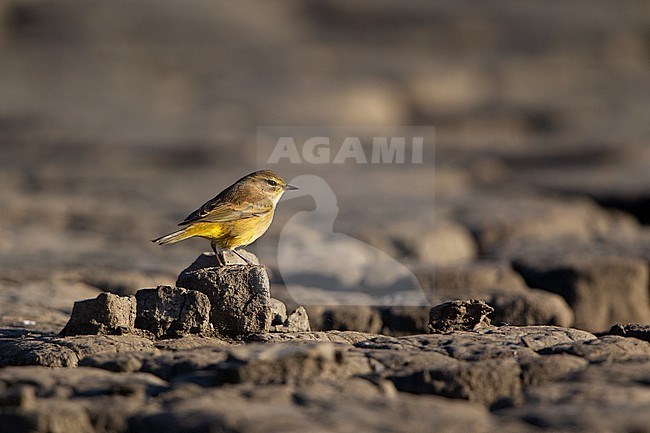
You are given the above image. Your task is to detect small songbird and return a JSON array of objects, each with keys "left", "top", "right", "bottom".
[{"left": 152, "top": 169, "right": 298, "bottom": 265}]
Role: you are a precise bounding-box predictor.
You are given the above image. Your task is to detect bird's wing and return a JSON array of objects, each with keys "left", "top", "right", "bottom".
[{"left": 179, "top": 198, "right": 273, "bottom": 225}]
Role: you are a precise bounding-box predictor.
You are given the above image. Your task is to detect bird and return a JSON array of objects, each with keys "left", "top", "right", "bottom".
[{"left": 152, "top": 169, "right": 298, "bottom": 266}]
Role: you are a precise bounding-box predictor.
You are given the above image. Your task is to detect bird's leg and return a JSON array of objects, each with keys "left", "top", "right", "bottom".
[
  {"left": 232, "top": 249, "right": 254, "bottom": 266},
  {"left": 211, "top": 241, "right": 224, "bottom": 266}
]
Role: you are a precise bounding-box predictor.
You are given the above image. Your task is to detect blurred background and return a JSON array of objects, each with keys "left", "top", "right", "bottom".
[{"left": 0, "top": 0, "right": 649, "bottom": 333}]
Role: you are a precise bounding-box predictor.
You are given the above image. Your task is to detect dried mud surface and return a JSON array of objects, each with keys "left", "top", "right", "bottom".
[{"left": 1, "top": 1, "right": 650, "bottom": 432}]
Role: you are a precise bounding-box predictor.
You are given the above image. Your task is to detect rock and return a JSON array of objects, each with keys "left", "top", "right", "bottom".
[
  {"left": 0, "top": 398, "right": 95, "bottom": 433},
  {"left": 134, "top": 285, "right": 211, "bottom": 338},
  {"left": 496, "top": 358, "right": 650, "bottom": 432},
  {"left": 485, "top": 288, "right": 573, "bottom": 327},
  {"left": 387, "top": 356, "right": 523, "bottom": 406},
  {"left": 524, "top": 145, "right": 650, "bottom": 225},
  {"left": 514, "top": 255, "right": 650, "bottom": 331},
  {"left": 359, "top": 219, "right": 477, "bottom": 265},
  {"left": 496, "top": 381, "right": 650, "bottom": 432},
  {"left": 474, "top": 326, "right": 597, "bottom": 351},
  {"left": 131, "top": 379, "right": 492, "bottom": 433},
  {"left": 453, "top": 193, "right": 623, "bottom": 255},
  {"left": 60, "top": 292, "right": 136, "bottom": 336},
  {"left": 248, "top": 330, "right": 379, "bottom": 345},
  {"left": 607, "top": 323, "right": 650, "bottom": 342},
  {"left": 538, "top": 335, "right": 650, "bottom": 363},
  {"left": 0, "top": 365, "right": 168, "bottom": 397},
  {"left": 182, "top": 251, "right": 260, "bottom": 272},
  {"left": 0, "top": 366, "right": 166, "bottom": 433},
  {"left": 153, "top": 335, "right": 232, "bottom": 350},
  {"left": 0, "top": 329, "right": 79, "bottom": 368},
  {"left": 355, "top": 326, "right": 597, "bottom": 407},
  {"left": 164, "top": 341, "right": 372, "bottom": 388},
  {"left": 380, "top": 306, "right": 430, "bottom": 335},
  {"left": 285, "top": 307, "right": 310, "bottom": 331},
  {"left": 305, "top": 305, "right": 384, "bottom": 333},
  {"left": 356, "top": 326, "right": 596, "bottom": 356},
  {"left": 428, "top": 300, "right": 494, "bottom": 333},
  {"left": 177, "top": 261, "right": 272, "bottom": 338},
  {"left": 0, "top": 328, "right": 156, "bottom": 368},
  {"left": 366, "top": 292, "right": 570, "bottom": 336},
  {"left": 573, "top": 359, "right": 650, "bottom": 386},
  {"left": 518, "top": 354, "right": 589, "bottom": 385},
  {"left": 413, "top": 261, "right": 527, "bottom": 294},
  {"left": 268, "top": 298, "right": 287, "bottom": 326},
  {"left": 79, "top": 351, "right": 148, "bottom": 373},
  {"left": 271, "top": 306, "right": 311, "bottom": 333},
  {"left": 415, "top": 263, "right": 573, "bottom": 328},
  {"left": 214, "top": 341, "right": 369, "bottom": 385}
]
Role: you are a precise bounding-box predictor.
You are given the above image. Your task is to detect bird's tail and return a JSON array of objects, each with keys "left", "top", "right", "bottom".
[{"left": 151, "top": 228, "right": 193, "bottom": 246}]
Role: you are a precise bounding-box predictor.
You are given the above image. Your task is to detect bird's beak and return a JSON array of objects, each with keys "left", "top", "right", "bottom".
[{"left": 284, "top": 184, "right": 299, "bottom": 191}]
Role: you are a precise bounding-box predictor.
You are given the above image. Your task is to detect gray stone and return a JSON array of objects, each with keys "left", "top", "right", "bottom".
[
  {"left": 495, "top": 357, "right": 650, "bottom": 432},
  {"left": 131, "top": 379, "right": 492, "bottom": 433},
  {"left": 486, "top": 288, "right": 573, "bottom": 327},
  {"left": 217, "top": 341, "right": 370, "bottom": 385},
  {"left": 0, "top": 365, "right": 167, "bottom": 397},
  {"left": 355, "top": 326, "right": 597, "bottom": 407},
  {"left": 0, "top": 366, "right": 166, "bottom": 433},
  {"left": 571, "top": 359, "right": 650, "bottom": 385},
  {"left": 269, "top": 298, "right": 287, "bottom": 326},
  {"left": 453, "top": 193, "right": 624, "bottom": 255},
  {"left": 305, "top": 305, "right": 383, "bottom": 333},
  {"left": 249, "top": 331, "right": 379, "bottom": 345},
  {"left": 356, "top": 326, "right": 596, "bottom": 356},
  {"left": 0, "top": 398, "right": 95, "bottom": 433},
  {"left": 380, "top": 306, "right": 430, "bottom": 335},
  {"left": 518, "top": 354, "right": 589, "bottom": 385},
  {"left": 134, "top": 285, "right": 211, "bottom": 338},
  {"left": 415, "top": 262, "right": 573, "bottom": 328},
  {"left": 524, "top": 146, "right": 650, "bottom": 225},
  {"left": 514, "top": 255, "right": 650, "bottom": 331},
  {"left": 285, "top": 307, "right": 310, "bottom": 332},
  {"left": 182, "top": 251, "right": 260, "bottom": 272},
  {"left": 358, "top": 219, "right": 477, "bottom": 265},
  {"left": 60, "top": 292, "right": 136, "bottom": 336},
  {"left": 0, "top": 334, "right": 79, "bottom": 368},
  {"left": 177, "top": 261, "right": 272, "bottom": 338},
  {"left": 271, "top": 306, "right": 311, "bottom": 333},
  {"left": 538, "top": 335, "right": 650, "bottom": 363},
  {"left": 496, "top": 382, "right": 650, "bottom": 432},
  {"left": 153, "top": 335, "right": 233, "bottom": 350},
  {"left": 413, "top": 261, "right": 527, "bottom": 294},
  {"left": 607, "top": 323, "right": 650, "bottom": 343},
  {"left": 79, "top": 351, "right": 149, "bottom": 373},
  {"left": 387, "top": 357, "right": 523, "bottom": 406},
  {"left": 428, "top": 299, "right": 494, "bottom": 333},
  {"left": 0, "top": 328, "right": 156, "bottom": 368}
]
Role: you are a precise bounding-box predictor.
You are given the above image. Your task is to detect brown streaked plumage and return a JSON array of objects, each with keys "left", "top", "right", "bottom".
[{"left": 152, "top": 169, "right": 298, "bottom": 265}]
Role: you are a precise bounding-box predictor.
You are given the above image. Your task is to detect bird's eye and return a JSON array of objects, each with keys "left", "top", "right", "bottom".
[{"left": 267, "top": 179, "right": 277, "bottom": 186}]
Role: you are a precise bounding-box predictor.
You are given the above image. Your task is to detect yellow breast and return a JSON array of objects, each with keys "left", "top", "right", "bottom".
[{"left": 185, "top": 212, "right": 274, "bottom": 250}]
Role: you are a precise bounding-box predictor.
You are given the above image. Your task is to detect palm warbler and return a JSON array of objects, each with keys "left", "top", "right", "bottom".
[{"left": 152, "top": 169, "right": 298, "bottom": 265}]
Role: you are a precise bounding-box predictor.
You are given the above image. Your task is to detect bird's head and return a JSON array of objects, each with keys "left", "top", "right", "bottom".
[{"left": 242, "top": 169, "right": 299, "bottom": 204}]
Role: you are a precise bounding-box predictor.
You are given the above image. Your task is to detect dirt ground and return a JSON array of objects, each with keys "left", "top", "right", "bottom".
[{"left": 1, "top": 1, "right": 649, "bottom": 432}]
